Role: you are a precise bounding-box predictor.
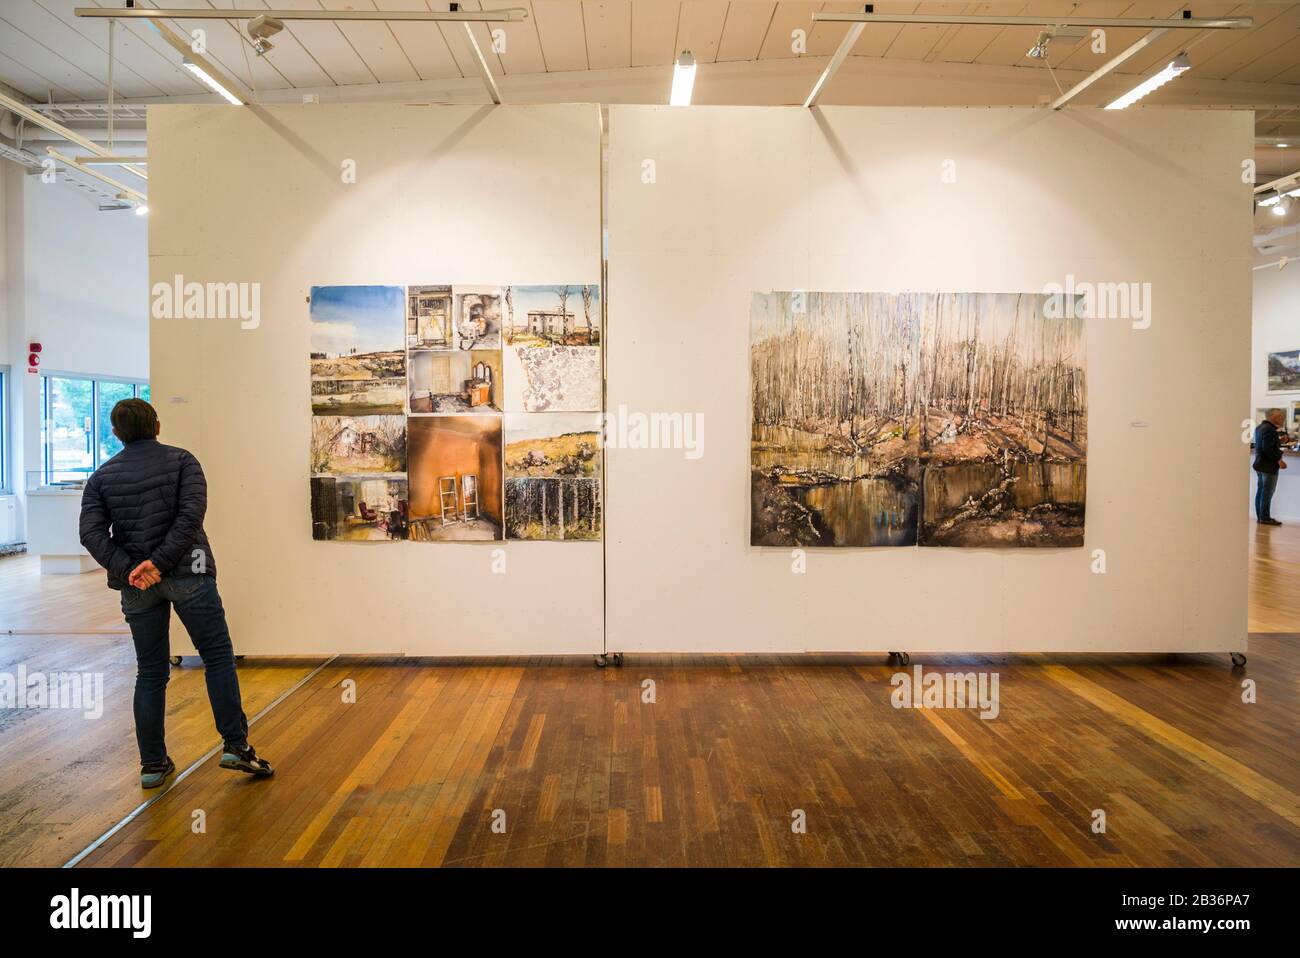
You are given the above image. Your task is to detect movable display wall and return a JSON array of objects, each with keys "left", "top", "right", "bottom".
[
  {"left": 606, "top": 105, "right": 1251, "bottom": 654},
  {"left": 149, "top": 104, "right": 603, "bottom": 655}
]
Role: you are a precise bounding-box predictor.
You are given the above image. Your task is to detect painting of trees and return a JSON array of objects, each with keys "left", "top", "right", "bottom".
[{"left": 751, "top": 291, "right": 1086, "bottom": 549}]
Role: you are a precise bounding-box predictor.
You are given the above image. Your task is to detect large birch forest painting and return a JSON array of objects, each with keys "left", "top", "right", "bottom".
[{"left": 750, "top": 291, "right": 1087, "bottom": 549}]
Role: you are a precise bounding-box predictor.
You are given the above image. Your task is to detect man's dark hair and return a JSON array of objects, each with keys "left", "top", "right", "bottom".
[{"left": 111, "top": 398, "right": 158, "bottom": 444}]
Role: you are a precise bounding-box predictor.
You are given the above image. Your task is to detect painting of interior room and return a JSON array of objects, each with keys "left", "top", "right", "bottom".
[
  {"left": 751, "top": 291, "right": 1086, "bottom": 549},
  {"left": 407, "top": 285, "right": 453, "bottom": 349},
  {"left": 310, "top": 285, "right": 406, "bottom": 415},
  {"left": 451, "top": 287, "right": 503, "bottom": 350},
  {"left": 311, "top": 476, "right": 408, "bottom": 541},
  {"left": 409, "top": 348, "right": 503, "bottom": 414},
  {"left": 1268, "top": 348, "right": 1300, "bottom": 392},
  {"left": 407, "top": 416, "right": 504, "bottom": 541},
  {"left": 310, "top": 414, "right": 407, "bottom": 476},
  {"left": 502, "top": 284, "right": 602, "bottom": 412},
  {"left": 504, "top": 412, "right": 602, "bottom": 541}
]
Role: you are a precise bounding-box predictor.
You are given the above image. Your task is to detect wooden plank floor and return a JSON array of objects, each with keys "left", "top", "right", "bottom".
[
  {"left": 73, "top": 645, "right": 1299, "bottom": 867},
  {"left": 1248, "top": 522, "right": 1300, "bottom": 632},
  {"left": 0, "top": 555, "right": 128, "bottom": 634},
  {"left": 0, "top": 629, "right": 322, "bottom": 867},
  {"left": 0, "top": 521, "right": 1296, "bottom": 868}
]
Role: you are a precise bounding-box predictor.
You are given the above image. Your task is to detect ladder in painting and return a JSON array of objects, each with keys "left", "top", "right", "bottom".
[
  {"left": 462, "top": 474, "right": 480, "bottom": 520},
  {"left": 438, "top": 476, "right": 458, "bottom": 526}
]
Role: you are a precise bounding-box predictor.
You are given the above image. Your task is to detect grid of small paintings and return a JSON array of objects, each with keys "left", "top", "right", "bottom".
[{"left": 309, "top": 284, "right": 602, "bottom": 543}]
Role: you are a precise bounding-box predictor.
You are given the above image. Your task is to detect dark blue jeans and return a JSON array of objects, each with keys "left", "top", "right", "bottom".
[
  {"left": 1254, "top": 469, "right": 1279, "bottom": 521},
  {"left": 120, "top": 575, "right": 248, "bottom": 765}
]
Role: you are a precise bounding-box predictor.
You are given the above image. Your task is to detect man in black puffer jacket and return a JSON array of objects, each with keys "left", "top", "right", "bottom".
[{"left": 80, "top": 399, "right": 274, "bottom": 788}]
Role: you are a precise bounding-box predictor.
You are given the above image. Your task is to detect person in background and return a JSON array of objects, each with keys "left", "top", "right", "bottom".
[
  {"left": 79, "top": 399, "right": 274, "bottom": 788},
  {"left": 1253, "top": 408, "right": 1290, "bottom": 526}
]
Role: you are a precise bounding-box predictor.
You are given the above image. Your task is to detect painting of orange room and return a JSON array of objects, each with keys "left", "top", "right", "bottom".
[
  {"left": 407, "top": 416, "right": 504, "bottom": 541},
  {"left": 409, "top": 348, "right": 502, "bottom": 414}
]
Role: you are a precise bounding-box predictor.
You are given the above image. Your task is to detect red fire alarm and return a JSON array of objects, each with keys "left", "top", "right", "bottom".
[{"left": 28, "top": 341, "right": 41, "bottom": 370}]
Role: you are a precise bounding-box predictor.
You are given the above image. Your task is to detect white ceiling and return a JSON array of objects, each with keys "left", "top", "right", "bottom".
[
  {"left": 1, "top": 2, "right": 1297, "bottom": 254},
  {"left": 1, "top": 2, "right": 1297, "bottom": 104}
]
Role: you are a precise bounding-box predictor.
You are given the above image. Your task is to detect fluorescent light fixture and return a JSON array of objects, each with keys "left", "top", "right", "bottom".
[
  {"left": 1104, "top": 52, "right": 1191, "bottom": 109},
  {"left": 1279, "top": 143, "right": 1290, "bottom": 148},
  {"left": 670, "top": 50, "right": 696, "bottom": 107},
  {"left": 1258, "top": 187, "right": 1300, "bottom": 208},
  {"left": 182, "top": 57, "right": 244, "bottom": 105}
]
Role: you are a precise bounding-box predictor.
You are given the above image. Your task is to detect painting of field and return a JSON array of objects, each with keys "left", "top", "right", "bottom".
[
  {"left": 751, "top": 291, "right": 1086, "bottom": 549},
  {"left": 504, "top": 413, "right": 602, "bottom": 541},
  {"left": 310, "top": 415, "right": 406, "bottom": 476},
  {"left": 311, "top": 476, "right": 408, "bottom": 541},
  {"left": 310, "top": 285, "right": 405, "bottom": 415},
  {"left": 1268, "top": 349, "right": 1300, "bottom": 392}
]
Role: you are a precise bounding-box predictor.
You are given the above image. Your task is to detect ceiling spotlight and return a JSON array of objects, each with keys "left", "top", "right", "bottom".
[
  {"left": 134, "top": 203, "right": 149, "bottom": 217},
  {"left": 670, "top": 50, "right": 696, "bottom": 107},
  {"left": 1279, "top": 143, "right": 1290, "bottom": 148},
  {"left": 1027, "top": 25, "right": 1084, "bottom": 59},
  {"left": 1272, "top": 198, "right": 1288, "bottom": 216},
  {"left": 1105, "top": 52, "right": 1191, "bottom": 110},
  {"left": 246, "top": 14, "right": 283, "bottom": 56}
]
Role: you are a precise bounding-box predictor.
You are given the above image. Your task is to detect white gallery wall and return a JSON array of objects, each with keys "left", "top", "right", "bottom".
[
  {"left": 607, "top": 106, "right": 1252, "bottom": 654},
  {"left": 0, "top": 164, "right": 146, "bottom": 542},
  {"left": 149, "top": 104, "right": 602, "bottom": 655},
  {"left": 1251, "top": 262, "right": 1300, "bottom": 521}
]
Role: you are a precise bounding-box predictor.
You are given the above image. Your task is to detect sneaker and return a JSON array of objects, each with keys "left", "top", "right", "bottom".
[
  {"left": 140, "top": 757, "right": 175, "bottom": 789},
  {"left": 1260, "top": 518, "right": 1283, "bottom": 526},
  {"left": 219, "top": 743, "right": 274, "bottom": 777}
]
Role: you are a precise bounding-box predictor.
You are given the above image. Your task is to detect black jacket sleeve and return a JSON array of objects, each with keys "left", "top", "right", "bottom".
[
  {"left": 79, "top": 475, "right": 137, "bottom": 581},
  {"left": 149, "top": 452, "right": 208, "bottom": 573}
]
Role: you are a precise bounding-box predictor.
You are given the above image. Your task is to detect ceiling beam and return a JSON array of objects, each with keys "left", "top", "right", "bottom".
[
  {"left": 1050, "top": 29, "right": 1167, "bottom": 111},
  {"left": 804, "top": 21, "right": 866, "bottom": 109},
  {"left": 46, "top": 147, "right": 146, "bottom": 203},
  {"left": 812, "top": 12, "right": 1251, "bottom": 30},
  {"left": 75, "top": 7, "right": 528, "bottom": 23},
  {"left": 76, "top": 154, "right": 148, "bottom": 165},
  {"left": 0, "top": 87, "right": 148, "bottom": 181},
  {"left": 461, "top": 23, "right": 502, "bottom": 105}
]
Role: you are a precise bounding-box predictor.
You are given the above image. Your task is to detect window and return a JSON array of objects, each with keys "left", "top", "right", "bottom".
[
  {"left": 0, "top": 365, "right": 8, "bottom": 494},
  {"left": 40, "top": 374, "right": 150, "bottom": 484},
  {"left": 97, "top": 381, "right": 136, "bottom": 462}
]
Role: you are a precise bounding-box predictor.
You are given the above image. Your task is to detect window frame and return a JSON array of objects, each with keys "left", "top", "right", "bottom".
[
  {"left": 39, "top": 371, "right": 150, "bottom": 485},
  {"left": 0, "top": 364, "right": 9, "bottom": 495}
]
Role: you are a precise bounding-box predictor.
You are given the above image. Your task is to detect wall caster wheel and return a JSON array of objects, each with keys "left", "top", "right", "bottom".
[
  {"left": 594, "top": 654, "right": 608, "bottom": 669},
  {"left": 169, "top": 656, "right": 183, "bottom": 667},
  {"left": 889, "top": 651, "right": 910, "bottom": 666},
  {"left": 1230, "top": 652, "right": 1247, "bottom": 668},
  {"left": 610, "top": 652, "right": 624, "bottom": 667}
]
